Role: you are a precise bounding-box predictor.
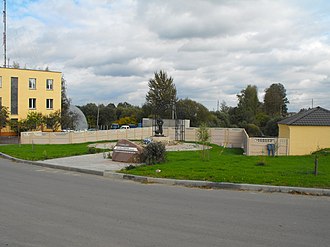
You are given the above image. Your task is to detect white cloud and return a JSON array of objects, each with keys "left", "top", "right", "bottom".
[{"left": 5, "top": 0, "right": 330, "bottom": 111}]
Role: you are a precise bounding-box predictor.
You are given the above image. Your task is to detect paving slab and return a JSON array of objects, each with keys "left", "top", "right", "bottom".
[{"left": 36, "top": 153, "right": 134, "bottom": 172}]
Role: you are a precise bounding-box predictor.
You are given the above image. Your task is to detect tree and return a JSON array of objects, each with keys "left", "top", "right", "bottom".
[
  {"left": 116, "top": 102, "right": 142, "bottom": 123},
  {"left": 236, "top": 85, "right": 260, "bottom": 124},
  {"left": 263, "top": 117, "right": 283, "bottom": 137},
  {"left": 23, "top": 112, "right": 45, "bottom": 131},
  {"left": 264, "top": 83, "right": 289, "bottom": 117},
  {"left": 145, "top": 70, "right": 177, "bottom": 119},
  {"left": 0, "top": 106, "right": 10, "bottom": 136},
  {"left": 176, "top": 98, "right": 213, "bottom": 127},
  {"left": 45, "top": 110, "right": 61, "bottom": 131},
  {"left": 60, "top": 76, "right": 74, "bottom": 129},
  {"left": 99, "top": 103, "right": 117, "bottom": 127},
  {"left": 78, "top": 103, "right": 98, "bottom": 128},
  {"left": 196, "top": 123, "right": 210, "bottom": 161}
]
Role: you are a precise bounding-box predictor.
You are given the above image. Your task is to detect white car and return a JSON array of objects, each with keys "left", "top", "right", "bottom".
[{"left": 120, "top": 125, "right": 130, "bottom": 129}]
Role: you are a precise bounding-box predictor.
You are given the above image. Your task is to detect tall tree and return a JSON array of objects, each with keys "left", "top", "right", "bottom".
[
  {"left": 145, "top": 70, "right": 177, "bottom": 119},
  {"left": 263, "top": 83, "right": 289, "bottom": 117},
  {"left": 60, "top": 76, "right": 73, "bottom": 129},
  {"left": 236, "top": 85, "right": 260, "bottom": 124}
]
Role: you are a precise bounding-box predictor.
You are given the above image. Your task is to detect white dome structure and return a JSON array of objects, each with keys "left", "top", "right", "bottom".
[{"left": 69, "top": 105, "right": 88, "bottom": 131}]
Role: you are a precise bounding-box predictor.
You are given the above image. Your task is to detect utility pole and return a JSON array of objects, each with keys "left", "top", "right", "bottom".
[{"left": 3, "top": 0, "right": 6, "bottom": 67}]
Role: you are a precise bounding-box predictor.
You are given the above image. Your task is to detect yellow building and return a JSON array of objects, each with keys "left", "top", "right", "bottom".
[
  {"left": 278, "top": 106, "right": 330, "bottom": 155},
  {"left": 0, "top": 67, "right": 62, "bottom": 135}
]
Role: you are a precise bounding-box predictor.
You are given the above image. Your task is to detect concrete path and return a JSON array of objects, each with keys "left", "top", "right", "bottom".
[{"left": 36, "top": 153, "right": 133, "bottom": 173}]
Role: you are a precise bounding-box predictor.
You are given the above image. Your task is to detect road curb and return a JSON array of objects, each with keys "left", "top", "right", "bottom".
[
  {"left": 103, "top": 171, "right": 330, "bottom": 196},
  {"left": 0, "top": 152, "right": 104, "bottom": 176},
  {"left": 1, "top": 152, "right": 329, "bottom": 196}
]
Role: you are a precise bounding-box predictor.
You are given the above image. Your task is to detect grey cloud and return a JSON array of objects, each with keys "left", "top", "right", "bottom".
[{"left": 6, "top": 0, "right": 330, "bottom": 112}]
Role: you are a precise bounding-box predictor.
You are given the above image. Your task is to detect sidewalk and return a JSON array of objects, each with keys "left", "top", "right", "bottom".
[
  {"left": 1, "top": 152, "right": 329, "bottom": 196},
  {"left": 36, "top": 153, "right": 131, "bottom": 173}
]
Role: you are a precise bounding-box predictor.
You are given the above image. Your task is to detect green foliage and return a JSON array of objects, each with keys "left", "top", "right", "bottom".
[
  {"left": 117, "top": 116, "right": 137, "bottom": 126},
  {"left": 245, "top": 123, "right": 262, "bottom": 137},
  {"left": 146, "top": 70, "right": 177, "bottom": 119},
  {"left": 196, "top": 123, "right": 210, "bottom": 161},
  {"left": 196, "top": 123, "right": 210, "bottom": 144},
  {"left": 45, "top": 110, "right": 61, "bottom": 131},
  {"left": 263, "top": 117, "right": 283, "bottom": 137},
  {"left": 23, "top": 112, "right": 45, "bottom": 131},
  {"left": 264, "top": 83, "right": 289, "bottom": 117},
  {"left": 78, "top": 103, "right": 98, "bottom": 128},
  {"left": 0, "top": 106, "right": 10, "bottom": 134},
  {"left": 237, "top": 85, "right": 260, "bottom": 124},
  {"left": 78, "top": 102, "right": 142, "bottom": 129},
  {"left": 177, "top": 98, "right": 214, "bottom": 127},
  {"left": 88, "top": 146, "right": 97, "bottom": 154},
  {"left": 142, "top": 142, "right": 167, "bottom": 165},
  {"left": 60, "top": 76, "right": 73, "bottom": 129}
]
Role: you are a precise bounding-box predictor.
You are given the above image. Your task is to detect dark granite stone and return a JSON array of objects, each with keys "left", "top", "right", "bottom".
[{"left": 112, "top": 139, "right": 143, "bottom": 163}]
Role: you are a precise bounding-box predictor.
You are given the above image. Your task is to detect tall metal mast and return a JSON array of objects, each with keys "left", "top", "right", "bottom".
[{"left": 3, "top": 0, "right": 6, "bottom": 67}]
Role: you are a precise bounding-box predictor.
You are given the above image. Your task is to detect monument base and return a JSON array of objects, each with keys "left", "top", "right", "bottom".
[{"left": 151, "top": 136, "right": 171, "bottom": 144}]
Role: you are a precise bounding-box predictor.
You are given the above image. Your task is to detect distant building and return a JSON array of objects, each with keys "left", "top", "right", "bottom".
[
  {"left": 0, "top": 67, "right": 62, "bottom": 135},
  {"left": 278, "top": 106, "right": 330, "bottom": 155}
]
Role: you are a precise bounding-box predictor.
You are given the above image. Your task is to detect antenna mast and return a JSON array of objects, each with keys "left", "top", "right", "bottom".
[{"left": 3, "top": 0, "right": 6, "bottom": 67}]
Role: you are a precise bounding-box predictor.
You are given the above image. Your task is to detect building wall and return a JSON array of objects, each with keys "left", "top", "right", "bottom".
[
  {"left": 0, "top": 68, "right": 62, "bottom": 133},
  {"left": 287, "top": 125, "right": 330, "bottom": 155}
]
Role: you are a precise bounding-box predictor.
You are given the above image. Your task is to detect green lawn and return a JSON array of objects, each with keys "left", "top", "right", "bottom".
[
  {"left": 0, "top": 142, "right": 329, "bottom": 188},
  {"left": 0, "top": 143, "right": 107, "bottom": 161},
  {"left": 122, "top": 145, "right": 330, "bottom": 189}
]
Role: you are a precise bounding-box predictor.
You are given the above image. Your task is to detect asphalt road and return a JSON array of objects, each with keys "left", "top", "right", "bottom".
[{"left": 1, "top": 158, "right": 329, "bottom": 247}]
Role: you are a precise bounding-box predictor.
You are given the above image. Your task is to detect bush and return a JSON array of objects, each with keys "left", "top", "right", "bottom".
[
  {"left": 142, "top": 142, "right": 166, "bottom": 165},
  {"left": 88, "top": 146, "right": 97, "bottom": 154},
  {"left": 245, "top": 123, "right": 262, "bottom": 137}
]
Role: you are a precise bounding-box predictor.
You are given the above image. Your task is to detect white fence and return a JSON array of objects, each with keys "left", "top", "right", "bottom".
[{"left": 20, "top": 127, "right": 289, "bottom": 156}]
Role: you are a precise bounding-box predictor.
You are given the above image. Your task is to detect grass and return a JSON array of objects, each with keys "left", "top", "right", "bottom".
[
  {"left": 0, "top": 142, "right": 329, "bottom": 188},
  {"left": 122, "top": 145, "right": 330, "bottom": 189},
  {"left": 0, "top": 143, "right": 108, "bottom": 161}
]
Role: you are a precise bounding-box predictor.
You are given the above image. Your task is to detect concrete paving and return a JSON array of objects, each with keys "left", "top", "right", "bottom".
[{"left": 36, "top": 153, "right": 133, "bottom": 173}]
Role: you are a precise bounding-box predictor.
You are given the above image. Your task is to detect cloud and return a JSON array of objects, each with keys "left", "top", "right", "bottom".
[{"left": 5, "top": 0, "right": 330, "bottom": 111}]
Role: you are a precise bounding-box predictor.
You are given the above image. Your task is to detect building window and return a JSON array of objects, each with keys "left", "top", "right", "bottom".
[
  {"left": 29, "top": 98, "right": 36, "bottom": 109},
  {"left": 46, "top": 99, "right": 53, "bottom": 109},
  {"left": 46, "top": 79, "right": 53, "bottom": 90},
  {"left": 29, "top": 78, "right": 36, "bottom": 89},
  {"left": 11, "top": 77, "right": 18, "bottom": 115},
  {"left": 0, "top": 76, "right": 2, "bottom": 88}
]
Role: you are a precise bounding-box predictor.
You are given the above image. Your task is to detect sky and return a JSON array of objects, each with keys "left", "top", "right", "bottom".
[{"left": 5, "top": 0, "right": 330, "bottom": 111}]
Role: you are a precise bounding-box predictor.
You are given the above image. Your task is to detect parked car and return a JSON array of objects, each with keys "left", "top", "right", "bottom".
[
  {"left": 120, "top": 125, "right": 130, "bottom": 129},
  {"left": 110, "top": 123, "right": 120, "bottom": 129}
]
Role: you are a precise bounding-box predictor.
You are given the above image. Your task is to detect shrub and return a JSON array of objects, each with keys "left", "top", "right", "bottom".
[
  {"left": 245, "top": 123, "right": 262, "bottom": 137},
  {"left": 88, "top": 146, "right": 97, "bottom": 154},
  {"left": 142, "top": 142, "right": 166, "bottom": 165}
]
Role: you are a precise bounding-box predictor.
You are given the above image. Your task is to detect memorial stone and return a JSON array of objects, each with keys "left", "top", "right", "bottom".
[{"left": 112, "top": 139, "right": 143, "bottom": 163}]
